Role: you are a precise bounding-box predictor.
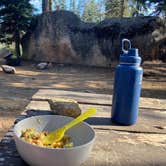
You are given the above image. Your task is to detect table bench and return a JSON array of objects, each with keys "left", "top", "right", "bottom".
[{"left": 0, "top": 89, "right": 166, "bottom": 166}]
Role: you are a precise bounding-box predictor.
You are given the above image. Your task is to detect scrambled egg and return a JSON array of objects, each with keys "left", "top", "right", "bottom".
[{"left": 21, "top": 128, "right": 73, "bottom": 148}]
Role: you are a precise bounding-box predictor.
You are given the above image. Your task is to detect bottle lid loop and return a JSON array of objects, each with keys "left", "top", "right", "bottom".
[{"left": 122, "top": 39, "right": 131, "bottom": 54}]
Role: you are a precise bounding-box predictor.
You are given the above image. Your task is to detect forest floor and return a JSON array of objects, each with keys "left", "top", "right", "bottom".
[{"left": 0, "top": 58, "right": 166, "bottom": 140}]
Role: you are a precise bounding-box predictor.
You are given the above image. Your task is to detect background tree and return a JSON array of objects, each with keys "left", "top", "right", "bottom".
[
  {"left": 53, "top": 0, "right": 66, "bottom": 10},
  {"left": 0, "top": 0, "right": 33, "bottom": 58},
  {"left": 105, "top": 0, "right": 130, "bottom": 18},
  {"left": 76, "top": 0, "right": 84, "bottom": 16},
  {"left": 138, "top": 0, "right": 166, "bottom": 16},
  {"left": 105, "top": 0, "right": 120, "bottom": 17},
  {"left": 129, "top": 0, "right": 148, "bottom": 16},
  {"left": 152, "top": 0, "right": 166, "bottom": 15},
  {"left": 70, "top": 0, "right": 77, "bottom": 12},
  {"left": 40, "top": 0, "right": 166, "bottom": 20},
  {"left": 42, "top": 0, "right": 52, "bottom": 12},
  {"left": 120, "top": 0, "right": 125, "bottom": 17},
  {"left": 82, "top": 0, "right": 103, "bottom": 22}
]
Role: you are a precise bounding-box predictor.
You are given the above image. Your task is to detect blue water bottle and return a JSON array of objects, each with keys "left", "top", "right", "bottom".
[{"left": 111, "top": 39, "right": 143, "bottom": 125}]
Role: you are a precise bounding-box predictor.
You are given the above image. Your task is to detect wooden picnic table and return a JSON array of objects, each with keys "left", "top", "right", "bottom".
[{"left": 0, "top": 89, "right": 166, "bottom": 166}]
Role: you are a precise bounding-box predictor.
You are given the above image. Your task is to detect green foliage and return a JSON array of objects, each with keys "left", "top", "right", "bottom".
[
  {"left": 141, "top": 0, "right": 166, "bottom": 16},
  {"left": 75, "top": 0, "right": 84, "bottom": 16},
  {"left": 129, "top": 0, "right": 149, "bottom": 16},
  {"left": 105, "top": 0, "right": 121, "bottom": 17},
  {"left": 79, "top": 0, "right": 104, "bottom": 22},
  {"left": 105, "top": 0, "right": 131, "bottom": 18},
  {"left": 154, "top": 0, "right": 166, "bottom": 15},
  {"left": 70, "top": 0, "right": 76, "bottom": 12},
  {"left": 128, "top": 0, "right": 166, "bottom": 16},
  {"left": 105, "top": 0, "right": 166, "bottom": 17},
  {"left": 42, "top": 0, "right": 165, "bottom": 21},
  {"left": 82, "top": 0, "right": 101, "bottom": 22},
  {"left": 53, "top": 0, "right": 66, "bottom": 10},
  {"left": 0, "top": 0, "right": 34, "bottom": 57}
]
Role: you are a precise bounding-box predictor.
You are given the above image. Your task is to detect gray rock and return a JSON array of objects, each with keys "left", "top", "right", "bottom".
[
  {"left": 1, "top": 65, "right": 16, "bottom": 74},
  {"left": 0, "top": 48, "right": 10, "bottom": 58},
  {"left": 36, "top": 62, "right": 53, "bottom": 70},
  {"left": 22, "top": 11, "right": 166, "bottom": 66},
  {"left": 36, "top": 62, "right": 48, "bottom": 70},
  {"left": 48, "top": 98, "right": 81, "bottom": 118}
]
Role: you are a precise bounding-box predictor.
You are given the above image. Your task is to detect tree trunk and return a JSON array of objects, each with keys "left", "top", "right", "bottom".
[
  {"left": 42, "top": 0, "right": 52, "bottom": 13},
  {"left": 120, "top": 0, "right": 125, "bottom": 18},
  {"left": 49, "top": 0, "right": 52, "bottom": 11},
  {"left": 15, "top": 29, "right": 21, "bottom": 58}
]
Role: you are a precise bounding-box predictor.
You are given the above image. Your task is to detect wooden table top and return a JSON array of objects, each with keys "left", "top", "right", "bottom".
[{"left": 0, "top": 89, "right": 166, "bottom": 166}]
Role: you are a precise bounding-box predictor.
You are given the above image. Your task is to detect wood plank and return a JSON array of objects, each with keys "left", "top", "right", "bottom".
[
  {"left": 80, "top": 104, "right": 166, "bottom": 134},
  {"left": 140, "top": 97, "right": 166, "bottom": 110},
  {"left": 83, "top": 130, "right": 166, "bottom": 166},
  {"left": 23, "top": 101, "right": 166, "bottom": 134},
  {"left": 25, "top": 101, "right": 51, "bottom": 111},
  {"left": 1, "top": 129, "right": 165, "bottom": 166},
  {"left": 32, "top": 89, "right": 166, "bottom": 109},
  {"left": 1, "top": 101, "right": 166, "bottom": 166},
  {"left": 1, "top": 90, "right": 165, "bottom": 166},
  {"left": 32, "top": 89, "right": 112, "bottom": 106}
]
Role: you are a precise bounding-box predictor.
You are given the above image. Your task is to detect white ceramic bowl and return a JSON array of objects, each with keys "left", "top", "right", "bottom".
[{"left": 14, "top": 115, "right": 95, "bottom": 166}]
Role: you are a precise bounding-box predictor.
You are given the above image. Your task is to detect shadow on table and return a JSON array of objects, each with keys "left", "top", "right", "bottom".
[
  {"left": 85, "top": 117, "right": 119, "bottom": 126},
  {"left": 14, "top": 110, "right": 53, "bottom": 124},
  {"left": 0, "top": 139, "right": 28, "bottom": 166},
  {"left": 17, "top": 110, "right": 122, "bottom": 127},
  {"left": 26, "top": 110, "right": 53, "bottom": 116}
]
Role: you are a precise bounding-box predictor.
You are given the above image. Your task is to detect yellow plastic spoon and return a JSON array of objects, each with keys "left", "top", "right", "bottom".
[{"left": 42, "top": 108, "right": 96, "bottom": 145}]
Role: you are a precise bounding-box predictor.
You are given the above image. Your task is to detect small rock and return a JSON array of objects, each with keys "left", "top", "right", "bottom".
[
  {"left": 1, "top": 65, "right": 16, "bottom": 74},
  {"left": 36, "top": 62, "right": 48, "bottom": 70},
  {"left": 48, "top": 98, "right": 81, "bottom": 118}
]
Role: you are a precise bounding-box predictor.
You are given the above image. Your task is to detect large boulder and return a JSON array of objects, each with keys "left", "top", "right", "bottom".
[
  {"left": 0, "top": 48, "right": 10, "bottom": 58},
  {"left": 22, "top": 11, "right": 166, "bottom": 67}
]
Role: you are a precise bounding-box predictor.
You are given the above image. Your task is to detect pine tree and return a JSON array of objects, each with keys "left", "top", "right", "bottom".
[
  {"left": 105, "top": 0, "right": 130, "bottom": 18},
  {"left": 0, "top": 0, "right": 33, "bottom": 58},
  {"left": 77, "top": 0, "right": 85, "bottom": 17},
  {"left": 129, "top": 0, "right": 147, "bottom": 16},
  {"left": 54, "top": 0, "right": 66, "bottom": 10},
  {"left": 120, "top": 0, "right": 125, "bottom": 17},
  {"left": 105, "top": 0, "right": 122, "bottom": 17},
  {"left": 135, "top": 0, "right": 166, "bottom": 16},
  {"left": 82, "top": 0, "right": 103, "bottom": 22},
  {"left": 152, "top": 0, "right": 166, "bottom": 15},
  {"left": 42, "top": 0, "right": 52, "bottom": 12},
  {"left": 70, "top": 0, "right": 76, "bottom": 12}
]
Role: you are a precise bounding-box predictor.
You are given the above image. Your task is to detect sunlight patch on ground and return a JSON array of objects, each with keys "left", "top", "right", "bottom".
[
  {"left": 51, "top": 83, "right": 71, "bottom": 88},
  {"left": 117, "top": 133, "right": 166, "bottom": 147},
  {"left": 0, "top": 117, "right": 15, "bottom": 129},
  {"left": 85, "top": 81, "right": 112, "bottom": 89},
  {"left": 52, "top": 84, "right": 71, "bottom": 89}
]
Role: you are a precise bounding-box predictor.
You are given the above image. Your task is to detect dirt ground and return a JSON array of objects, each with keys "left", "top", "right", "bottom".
[{"left": 0, "top": 58, "right": 166, "bottom": 140}]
